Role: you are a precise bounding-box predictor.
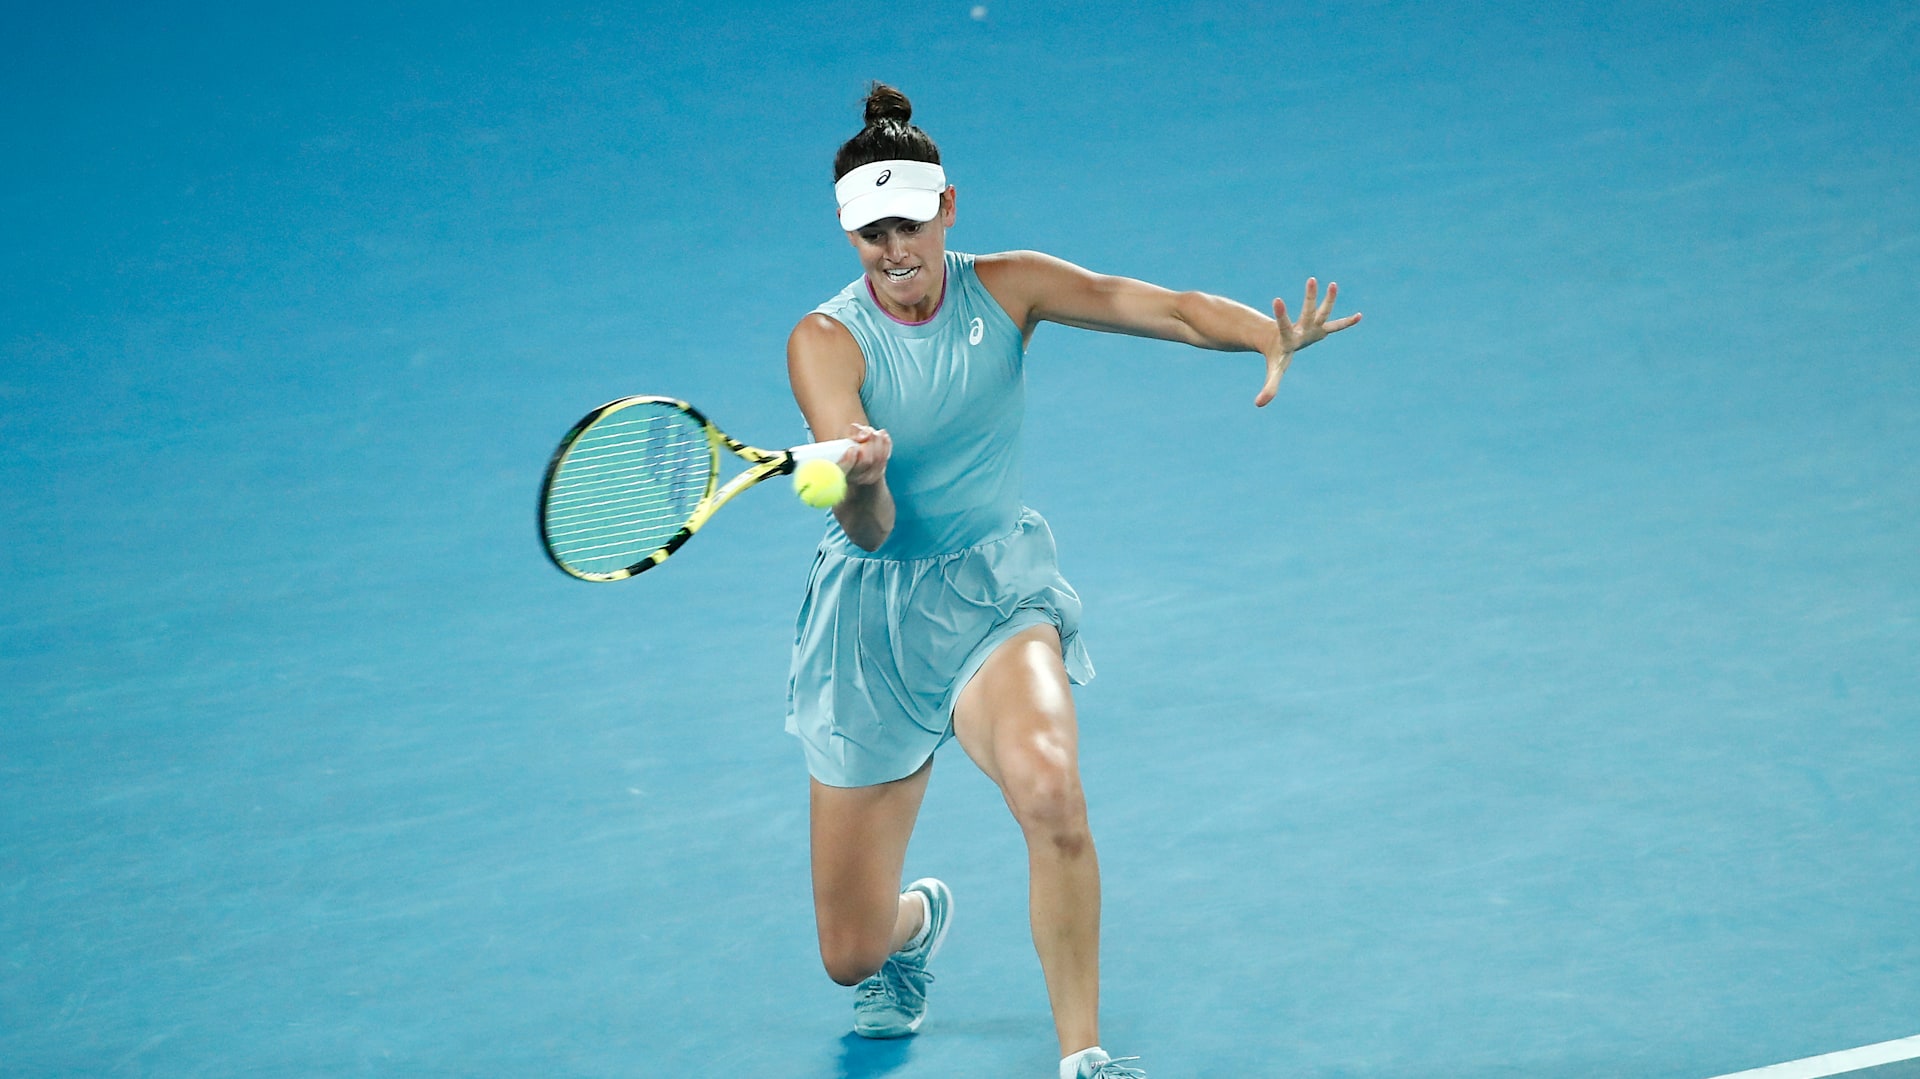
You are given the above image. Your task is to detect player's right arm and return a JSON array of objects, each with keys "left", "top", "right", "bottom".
[{"left": 787, "top": 313, "right": 894, "bottom": 551}]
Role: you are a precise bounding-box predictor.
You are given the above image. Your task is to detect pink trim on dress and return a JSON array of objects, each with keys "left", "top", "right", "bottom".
[{"left": 866, "top": 274, "right": 946, "bottom": 326}]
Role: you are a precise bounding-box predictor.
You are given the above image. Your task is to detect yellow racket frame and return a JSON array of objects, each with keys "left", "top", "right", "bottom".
[{"left": 538, "top": 395, "right": 850, "bottom": 582}]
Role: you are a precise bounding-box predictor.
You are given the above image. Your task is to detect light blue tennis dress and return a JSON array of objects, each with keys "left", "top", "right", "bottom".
[{"left": 786, "top": 250, "right": 1095, "bottom": 788}]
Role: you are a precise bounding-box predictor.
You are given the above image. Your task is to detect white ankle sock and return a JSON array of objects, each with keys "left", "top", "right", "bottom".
[
  {"left": 1061, "top": 1046, "right": 1108, "bottom": 1079},
  {"left": 900, "top": 890, "right": 931, "bottom": 952}
]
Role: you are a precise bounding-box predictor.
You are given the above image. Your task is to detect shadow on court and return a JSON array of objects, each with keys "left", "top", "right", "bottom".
[{"left": 835, "top": 1031, "right": 916, "bottom": 1078}]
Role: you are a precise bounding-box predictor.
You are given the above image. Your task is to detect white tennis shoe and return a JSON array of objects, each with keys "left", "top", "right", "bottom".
[{"left": 851, "top": 877, "right": 952, "bottom": 1038}]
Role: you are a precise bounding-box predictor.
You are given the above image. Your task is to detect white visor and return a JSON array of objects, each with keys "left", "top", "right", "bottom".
[{"left": 834, "top": 159, "right": 948, "bottom": 231}]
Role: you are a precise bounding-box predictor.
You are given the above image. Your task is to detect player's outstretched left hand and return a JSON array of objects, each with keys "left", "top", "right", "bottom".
[{"left": 1256, "top": 278, "right": 1362, "bottom": 407}]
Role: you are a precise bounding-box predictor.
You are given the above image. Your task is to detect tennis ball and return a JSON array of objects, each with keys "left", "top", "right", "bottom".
[{"left": 793, "top": 457, "right": 847, "bottom": 508}]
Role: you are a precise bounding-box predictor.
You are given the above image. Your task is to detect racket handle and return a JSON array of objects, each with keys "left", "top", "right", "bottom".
[{"left": 789, "top": 438, "right": 855, "bottom": 465}]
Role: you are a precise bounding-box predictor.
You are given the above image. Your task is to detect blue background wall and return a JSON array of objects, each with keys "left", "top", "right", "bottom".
[{"left": 4, "top": 3, "right": 1916, "bottom": 1076}]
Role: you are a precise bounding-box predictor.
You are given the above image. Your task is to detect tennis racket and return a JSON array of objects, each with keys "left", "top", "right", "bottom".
[{"left": 538, "top": 395, "right": 853, "bottom": 582}]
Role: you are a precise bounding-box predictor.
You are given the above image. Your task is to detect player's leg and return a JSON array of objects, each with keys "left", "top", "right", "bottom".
[
  {"left": 809, "top": 759, "right": 934, "bottom": 986},
  {"left": 952, "top": 623, "right": 1101, "bottom": 1058}
]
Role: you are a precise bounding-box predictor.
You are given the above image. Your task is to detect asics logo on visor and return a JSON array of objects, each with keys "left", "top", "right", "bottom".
[{"left": 876, "top": 170, "right": 892, "bottom": 186}]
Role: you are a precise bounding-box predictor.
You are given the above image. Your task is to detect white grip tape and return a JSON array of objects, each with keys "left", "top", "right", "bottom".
[{"left": 789, "top": 438, "right": 855, "bottom": 465}]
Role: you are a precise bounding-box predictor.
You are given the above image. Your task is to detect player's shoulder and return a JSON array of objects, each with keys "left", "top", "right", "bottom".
[
  {"left": 976, "top": 249, "right": 1059, "bottom": 275},
  {"left": 976, "top": 249, "right": 1091, "bottom": 290},
  {"left": 976, "top": 250, "right": 1098, "bottom": 324},
  {"left": 790, "top": 310, "right": 859, "bottom": 352},
  {"left": 788, "top": 312, "right": 864, "bottom": 388}
]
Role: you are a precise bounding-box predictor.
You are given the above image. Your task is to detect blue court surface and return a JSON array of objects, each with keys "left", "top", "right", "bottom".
[{"left": 4, "top": 3, "right": 1917, "bottom": 1077}]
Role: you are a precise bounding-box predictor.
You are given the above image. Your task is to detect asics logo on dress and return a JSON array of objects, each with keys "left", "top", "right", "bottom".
[
  {"left": 876, "top": 170, "right": 892, "bottom": 186},
  {"left": 968, "top": 317, "right": 984, "bottom": 345}
]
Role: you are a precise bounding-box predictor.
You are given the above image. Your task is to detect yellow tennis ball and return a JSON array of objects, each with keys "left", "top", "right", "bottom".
[{"left": 792, "top": 457, "right": 847, "bottom": 508}]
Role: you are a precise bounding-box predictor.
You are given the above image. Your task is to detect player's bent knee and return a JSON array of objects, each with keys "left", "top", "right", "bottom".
[
  {"left": 819, "top": 935, "right": 891, "bottom": 986},
  {"left": 816, "top": 911, "right": 896, "bottom": 985},
  {"left": 823, "top": 958, "right": 883, "bottom": 987},
  {"left": 998, "top": 739, "right": 1089, "bottom": 847}
]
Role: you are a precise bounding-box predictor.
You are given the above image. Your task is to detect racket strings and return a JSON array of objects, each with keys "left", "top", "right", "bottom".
[{"left": 543, "top": 407, "right": 715, "bottom": 573}]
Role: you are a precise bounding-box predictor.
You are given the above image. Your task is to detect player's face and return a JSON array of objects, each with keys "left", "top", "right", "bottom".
[{"left": 847, "top": 188, "right": 956, "bottom": 319}]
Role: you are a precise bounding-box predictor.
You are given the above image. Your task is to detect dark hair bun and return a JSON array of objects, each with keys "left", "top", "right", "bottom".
[
  {"left": 833, "top": 82, "right": 940, "bottom": 180},
  {"left": 863, "top": 82, "right": 912, "bottom": 127}
]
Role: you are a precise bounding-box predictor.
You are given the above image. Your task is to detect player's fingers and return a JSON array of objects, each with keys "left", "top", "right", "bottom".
[
  {"left": 835, "top": 425, "right": 864, "bottom": 470},
  {"left": 1327, "top": 312, "right": 1363, "bottom": 332},
  {"left": 837, "top": 437, "right": 868, "bottom": 468},
  {"left": 1302, "top": 277, "right": 1319, "bottom": 322},
  {"left": 1319, "top": 281, "right": 1339, "bottom": 318},
  {"left": 847, "top": 444, "right": 887, "bottom": 484}
]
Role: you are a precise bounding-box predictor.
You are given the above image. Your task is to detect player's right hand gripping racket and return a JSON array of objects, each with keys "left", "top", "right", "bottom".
[{"left": 538, "top": 395, "right": 853, "bottom": 582}]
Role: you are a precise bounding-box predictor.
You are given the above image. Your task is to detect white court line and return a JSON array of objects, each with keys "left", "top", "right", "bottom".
[{"left": 1707, "top": 1034, "right": 1920, "bottom": 1079}]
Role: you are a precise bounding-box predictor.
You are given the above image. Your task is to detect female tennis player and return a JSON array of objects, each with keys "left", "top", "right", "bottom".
[{"left": 786, "top": 84, "right": 1360, "bottom": 1079}]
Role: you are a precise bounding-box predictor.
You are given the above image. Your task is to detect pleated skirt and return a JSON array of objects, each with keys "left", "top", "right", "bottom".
[{"left": 785, "top": 508, "right": 1095, "bottom": 788}]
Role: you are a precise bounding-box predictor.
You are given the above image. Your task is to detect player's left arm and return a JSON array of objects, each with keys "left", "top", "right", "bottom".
[{"left": 976, "top": 250, "right": 1361, "bottom": 407}]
